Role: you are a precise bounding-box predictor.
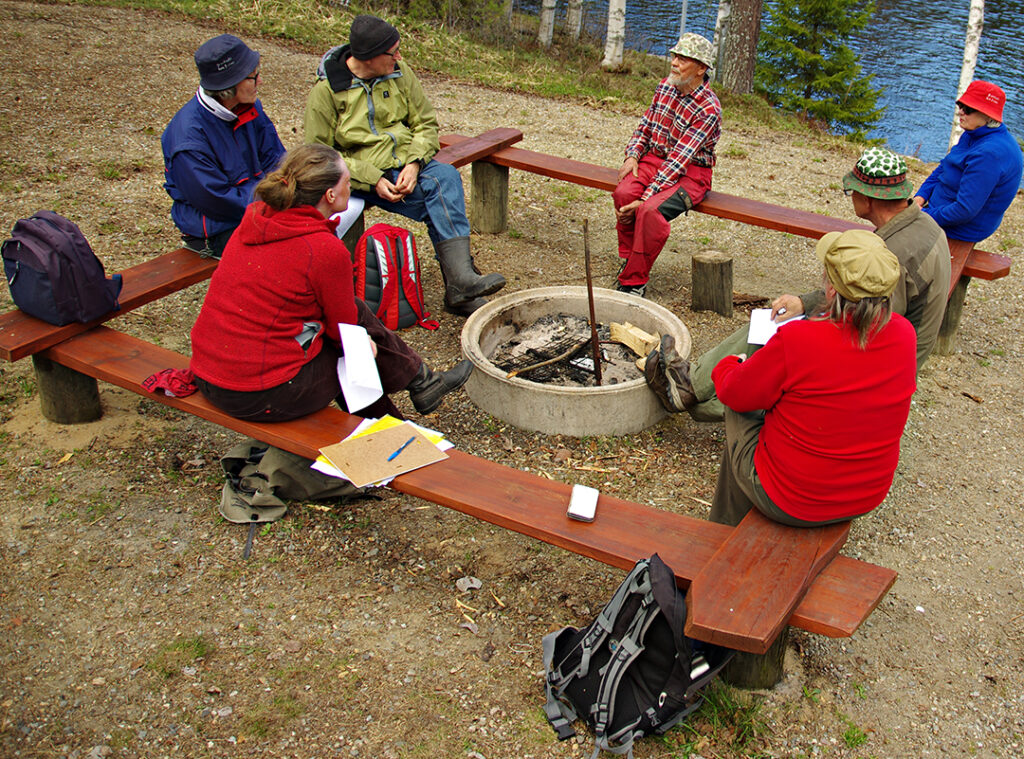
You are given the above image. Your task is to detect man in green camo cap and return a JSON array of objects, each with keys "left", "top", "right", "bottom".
[{"left": 645, "top": 146, "right": 951, "bottom": 422}]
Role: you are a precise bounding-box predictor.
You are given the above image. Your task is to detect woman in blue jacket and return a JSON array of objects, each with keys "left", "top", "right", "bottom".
[{"left": 915, "top": 80, "right": 1022, "bottom": 243}]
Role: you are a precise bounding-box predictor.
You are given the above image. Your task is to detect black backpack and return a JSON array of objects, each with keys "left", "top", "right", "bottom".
[
  {"left": 542, "top": 554, "right": 733, "bottom": 758},
  {"left": 2, "top": 211, "right": 122, "bottom": 325}
]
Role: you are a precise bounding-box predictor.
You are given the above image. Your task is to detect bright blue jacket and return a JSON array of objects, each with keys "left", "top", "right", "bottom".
[
  {"left": 161, "top": 93, "right": 285, "bottom": 239},
  {"left": 916, "top": 123, "right": 1022, "bottom": 242}
]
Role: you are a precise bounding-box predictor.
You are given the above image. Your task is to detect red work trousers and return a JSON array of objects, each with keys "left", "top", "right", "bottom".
[{"left": 613, "top": 154, "right": 713, "bottom": 286}]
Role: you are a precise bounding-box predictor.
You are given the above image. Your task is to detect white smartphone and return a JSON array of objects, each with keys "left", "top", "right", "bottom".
[{"left": 567, "top": 484, "right": 599, "bottom": 522}]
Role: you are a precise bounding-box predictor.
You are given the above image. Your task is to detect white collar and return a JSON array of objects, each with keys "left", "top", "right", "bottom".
[{"left": 196, "top": 88, "right": 237, "bottom": 122}]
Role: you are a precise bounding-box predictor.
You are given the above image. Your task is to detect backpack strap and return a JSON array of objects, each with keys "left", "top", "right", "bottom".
[
  {"left": 541, "top": 628, "right": 580, "bottom": 741},
  {"left": 394, "top": 228, "right": 439, "bottom": 330},
  {"left": 369, "top": 232, "right": 401, "bottom": 330}
]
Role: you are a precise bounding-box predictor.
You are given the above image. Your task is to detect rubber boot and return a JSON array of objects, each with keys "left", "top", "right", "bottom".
[
  {"left": 435, "top": 236, "right": 505, "bottom": 315},
  {"left": 407, "top": 360, "right": 474, "bottom": 414}
]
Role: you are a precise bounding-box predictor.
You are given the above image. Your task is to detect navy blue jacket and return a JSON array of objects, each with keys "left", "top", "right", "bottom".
[
  {"left": 161, "top": 93, "right": 285, "bottom": 239},
  {"left": 916, "top": 123, "right": 1022, "bottom": 242}
]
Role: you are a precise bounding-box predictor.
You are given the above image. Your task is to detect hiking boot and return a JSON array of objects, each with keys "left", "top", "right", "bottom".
[
  {"left": 644, "top": 334, "right": 697, "bottom": 413},
  {"left": 615, "top": 281, "right": 647, "bottom": 298},
  {"left": 407, "top": 360, "right": 474, "bottom": 414},
  {"left": 436, "top": 236, "right": 505, "bottom": 313}
]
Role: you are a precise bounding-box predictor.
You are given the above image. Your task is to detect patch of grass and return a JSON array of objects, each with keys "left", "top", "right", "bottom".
[
  {"left": 722, "top": 145, "right": 749, "bottom": 159},
  {"left": 146, "top": 634, "right": 213, "bottom": 680},
  {"left": 242, "top": 691, "right": 305, "bottom": 738},
  {"left": 802, "top": 685, "right": 821, "bottom": 703},
  {"left": 676, "top": 681, "right": 769, "bottom": 755},
  {"left": 999, "top": 237, "right": 1019, "bottom": 251}
]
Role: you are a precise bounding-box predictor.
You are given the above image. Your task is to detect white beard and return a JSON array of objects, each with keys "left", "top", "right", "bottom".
[{"left": 668, "top": 72, "right": 701, "bottom": 93}]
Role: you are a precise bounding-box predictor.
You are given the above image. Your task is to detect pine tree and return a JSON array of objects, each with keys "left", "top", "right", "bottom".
[{"left": 755, "top": 0, "right": 883, "bottom": 140}]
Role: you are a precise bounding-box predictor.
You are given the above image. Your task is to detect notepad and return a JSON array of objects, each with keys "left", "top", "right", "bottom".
[{"left": 318, "top": 421, "right": 448, "bottom": 488}]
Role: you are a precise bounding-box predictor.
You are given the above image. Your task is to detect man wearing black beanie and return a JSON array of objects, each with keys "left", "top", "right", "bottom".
[{"left": 305, "top": 15, "right": 506, "bottom": 317}]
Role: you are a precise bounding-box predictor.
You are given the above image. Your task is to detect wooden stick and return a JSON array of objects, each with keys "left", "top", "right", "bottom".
[
  {"left": 583, "top": 220, "right": 603, "bottom": 386},
  {"left": 505, "top": 339, "right": 590, "bottom": 378}
]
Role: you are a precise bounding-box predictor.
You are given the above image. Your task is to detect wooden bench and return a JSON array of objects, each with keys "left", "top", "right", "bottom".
[
  {"left": 439, "top": 133, "right": 1011, "bottom": 354},
  {"left": 37, "top": 324, "right": 896, "bottom": 685},
  {"left": 1, "top": 125, "right": 896, "bottom": 686}
]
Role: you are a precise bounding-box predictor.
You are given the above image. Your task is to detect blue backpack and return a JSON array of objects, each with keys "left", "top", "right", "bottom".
[{"left": 2, "top": 211, "right": 122, "bottom": 325}]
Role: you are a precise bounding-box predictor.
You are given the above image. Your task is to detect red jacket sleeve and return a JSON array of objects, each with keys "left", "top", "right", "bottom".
[
  {"left": 711, "top": 334, "right": 789, "bottom": 413},
  {"left": 309, "top": 235, "right": 358, "bottom": 343}
]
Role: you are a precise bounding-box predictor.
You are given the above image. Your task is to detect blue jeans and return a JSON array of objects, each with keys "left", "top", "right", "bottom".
[{"left": 355, "top": 161, "right": 471, "bottom": 246}]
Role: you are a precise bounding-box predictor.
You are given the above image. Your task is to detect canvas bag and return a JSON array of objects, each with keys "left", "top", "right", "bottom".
[
  {"left": 2, "top": 210, "right": 122, "bottom": 325},
  {"left": 219, "top": 439, "right": 368, "bottom": 523},
  {"left": 353, "top": 223, "right": 439, "bottom": 330},
  {"left": 542, "top": 554, "right": 734, "bottom": 758}
]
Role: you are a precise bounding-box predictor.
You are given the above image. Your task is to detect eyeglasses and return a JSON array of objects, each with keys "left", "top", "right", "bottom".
[
  {"left": 385, "top": 46, "right": 400, "bottom": 59},
  {"left": 243, "top": 70, "right": 260, "bottom": 84},
  {"left": 843, "top": 188, "right": 854, "bottom": 196},
  {"left": 956, "top": 102, "right": 976, "bottom": 115}
]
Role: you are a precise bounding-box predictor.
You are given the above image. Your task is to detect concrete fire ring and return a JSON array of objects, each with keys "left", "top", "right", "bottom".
[{"left": 460, "top": 286, "right": 692, "bottom": 437}]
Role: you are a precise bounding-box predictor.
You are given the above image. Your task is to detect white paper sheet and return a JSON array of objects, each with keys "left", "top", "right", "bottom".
[
  {"left": 336, "top": 323, "right": 383, "bottom": 412},
  {"left": 747, "top": 308, "right": 804, "bottom": 345}
]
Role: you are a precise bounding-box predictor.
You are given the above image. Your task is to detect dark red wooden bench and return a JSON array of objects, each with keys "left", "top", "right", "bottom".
[{"left": 439, "top": 133, "right": 1010, "bottom": 353}]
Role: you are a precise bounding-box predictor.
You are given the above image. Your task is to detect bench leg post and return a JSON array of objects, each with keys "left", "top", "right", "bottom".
[
  {"left": 471, "top": 162, "right": 509, "bottom": 234},
  {"left": 720, "top": 627, "right": 788, "bottom": 689},
  {"left": 32, "top": 355, "right": 102, "bottom": 424},
  {"left": 691, "top": 250, "right": 733, "bottom": 317},
  {"left": 935, "top": 276, "right": 970, "bottom": 356},
  {"left": 341, "top": 211, "right": 366, "bottom": 255}
]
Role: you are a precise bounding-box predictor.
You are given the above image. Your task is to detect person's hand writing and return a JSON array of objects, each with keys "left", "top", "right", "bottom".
[
  {"left": 618, "top": 157, "right": 639, "bottom": 182},
  {"left": 615, "top": 199, "right": 641, "bottom": 225},
  {"left": 375, "top": 176, "right": 403, "bottom": 203},
  {"left": 770, "top": 294, "right": 804, "bottom": 322},
  {"left": 394, "top": 162, "right": 421, "bottom": 196}
]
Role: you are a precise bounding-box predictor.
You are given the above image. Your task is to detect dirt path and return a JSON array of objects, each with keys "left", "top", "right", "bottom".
[{"left": 1, "top": 3, "right": 1023, "bottom": 757}]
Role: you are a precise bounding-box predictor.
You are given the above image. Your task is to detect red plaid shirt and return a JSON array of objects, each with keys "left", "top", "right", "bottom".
[{"left": 625, "top": 78, "right": 721, "bottom": 201}]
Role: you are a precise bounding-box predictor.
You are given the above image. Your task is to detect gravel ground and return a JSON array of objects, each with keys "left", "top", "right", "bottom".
[{"left": 1, "top": 3, "right": 1023, "bottom": 758}]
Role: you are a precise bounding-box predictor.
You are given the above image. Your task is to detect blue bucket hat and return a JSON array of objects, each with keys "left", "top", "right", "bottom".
[{"left": 195, "top": 34, "right": 260, "bottom": 91}]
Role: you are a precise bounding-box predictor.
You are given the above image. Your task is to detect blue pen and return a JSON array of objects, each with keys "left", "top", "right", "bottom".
[{"left": 387, "top": 435, "right": 416, "bottom": 462}]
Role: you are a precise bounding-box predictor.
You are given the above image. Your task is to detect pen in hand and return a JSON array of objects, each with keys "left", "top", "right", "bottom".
[{"left": 387, "top": 435, "right": 416, "bottom": 462}]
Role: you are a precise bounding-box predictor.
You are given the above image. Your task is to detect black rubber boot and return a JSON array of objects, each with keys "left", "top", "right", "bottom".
[
  {"left": 435, "top": 236, "right": 505, "bottom": 313},
  {"left": 407, "top": 360, "right": 473, "bottom": 414}
]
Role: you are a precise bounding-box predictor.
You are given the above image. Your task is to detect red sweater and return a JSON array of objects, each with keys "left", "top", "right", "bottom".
[
  {"left": 712, "top": 315, "right": 917, "bottom": 522},
  {"left": 190, "top": 202, "right": 358, "bottom": 391}
]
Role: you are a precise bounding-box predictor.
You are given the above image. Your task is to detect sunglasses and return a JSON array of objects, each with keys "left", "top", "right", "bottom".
[{"left": 956, "top": 102, "right": 976, "bottom": 116}]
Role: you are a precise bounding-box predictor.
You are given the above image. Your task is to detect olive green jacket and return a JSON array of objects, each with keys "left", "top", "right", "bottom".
[
  {"left": 304, "top": 46, "right": 439, "bottom": 192},
  {"left": 801, "top": 203, "right": 951, "bottom": 370}
]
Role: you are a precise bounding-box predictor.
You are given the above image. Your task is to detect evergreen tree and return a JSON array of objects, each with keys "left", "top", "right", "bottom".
[{"left": 755, "top": 0, "right": 883, "bottom": 140}]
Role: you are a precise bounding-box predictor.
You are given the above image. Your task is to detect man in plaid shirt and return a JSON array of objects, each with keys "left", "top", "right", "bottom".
[{"left": 613, "top": 33, "right": 721, "bottom": 297}]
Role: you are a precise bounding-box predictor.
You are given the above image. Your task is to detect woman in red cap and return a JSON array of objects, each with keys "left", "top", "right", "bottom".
[{"left": 914, "top": 80, "right": 1022, "bottom": 243}]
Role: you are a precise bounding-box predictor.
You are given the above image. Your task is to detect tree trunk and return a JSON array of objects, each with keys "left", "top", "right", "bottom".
[
  {"left": 950, "top": 0, "right": 984, "bottom": 150},
  {"left": 601, "top": 0, "right": 626, "bottom": 70},
  {"left": 677, "top": 0, "right": 688, "bottom": 38},
  {"left": 711, "top": 0, "right": 732, "bottom": 82},
  {"left": 538, "top": 0, "right": 556, "bottom": 48},
  {"left": 567, "top": 0, "right": 583, "bottom": 40},
  {"left": 719, "top": 0, "right": 762, "bottom": 93}
]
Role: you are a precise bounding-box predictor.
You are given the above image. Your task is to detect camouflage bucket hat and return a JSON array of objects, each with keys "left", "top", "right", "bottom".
[
  {"left": 842, "top": 147, "right": 914, "bottom": 200},
  {"left": 669, "top": 33, "right": 714, "bottom": 69}
]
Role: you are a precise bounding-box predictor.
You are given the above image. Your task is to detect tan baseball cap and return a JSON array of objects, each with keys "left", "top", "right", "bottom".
[{"left": 815, "top": 230, "right": 900, "bottom": 302}]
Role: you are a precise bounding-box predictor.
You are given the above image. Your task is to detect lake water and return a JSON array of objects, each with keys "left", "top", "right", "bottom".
[{"left": 521, "top": 0, "right": 1023, "bottom": 163}]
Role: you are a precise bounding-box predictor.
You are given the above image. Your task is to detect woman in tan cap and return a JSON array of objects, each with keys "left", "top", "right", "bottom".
[
  {"left": 708, "top": 229, "right": 918, "bottom": 527},
  {"left": 914, "top": 80, "right": 1022, "bottom": 243}
]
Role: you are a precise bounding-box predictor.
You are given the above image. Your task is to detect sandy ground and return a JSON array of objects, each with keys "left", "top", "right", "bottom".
[{"left": 1, "top": 3, "right": 1023, "bottom": 758}]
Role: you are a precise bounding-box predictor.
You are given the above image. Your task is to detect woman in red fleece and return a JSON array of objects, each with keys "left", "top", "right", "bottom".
[
  {"left": 190, "top": 143, "right": 470, "bottom": 421},
  {"left": 709, "top": 229, "right": 917, "bottom": 527}
]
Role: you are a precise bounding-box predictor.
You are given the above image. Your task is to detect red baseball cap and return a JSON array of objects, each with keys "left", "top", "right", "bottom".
[{"left": 957, "top": 80, "right": 1006, "bottom": 122}]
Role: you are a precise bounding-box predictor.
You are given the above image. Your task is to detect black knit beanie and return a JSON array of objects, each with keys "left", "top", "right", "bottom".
[{"left": 349, "top": 15, "right": 400, "bottom": 61}]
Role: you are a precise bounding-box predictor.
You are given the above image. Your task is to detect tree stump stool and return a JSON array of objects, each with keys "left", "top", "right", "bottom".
[{"left": 691, "top": 250, "right": 733, "bottom": 317}]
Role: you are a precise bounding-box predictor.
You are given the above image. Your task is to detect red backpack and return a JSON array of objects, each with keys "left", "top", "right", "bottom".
[{"left": 353, "top": 223, "right": 439, "bottom": 330}]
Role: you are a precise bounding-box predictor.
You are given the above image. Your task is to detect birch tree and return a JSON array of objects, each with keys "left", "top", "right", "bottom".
[
  {"left": 719, "top": 0, "right": 762, "bottom": 93},
  {"left": 568, "top": 0, "right": 583, "bottom": 41},
  {"left": 950, "top": 0, "right": 985, "bottom": 149},
  {"left": 678, "top": 0, "right": 688, "bottom": 38},
  {"left": 601, "top": 0, "right": 626, "bottom": 70},
  {"left": 538, "top": 0, "right": 556, "bottom": 48},
  {"left": 711, "top": 0, "right": 731, "bottom": 80}
]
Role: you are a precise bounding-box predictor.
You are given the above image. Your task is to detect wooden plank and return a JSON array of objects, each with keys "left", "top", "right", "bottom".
[
  {"left": 42, "top": 326, "right": 896, "bottom": 643},
  {"left": 947, "top": 239, "right": 973, "bottom": 300},
  {"left": 685, "top": 510, "right": 851, "bottom": 653},
  {"left": 439, "top": 133, "right": 1010, "bottom": 284},
  {"left": 433, "top": 127, "right": 523, "bottom": 168},
  {"left": 0, "top": 248, "right": 217, "bottom": 362}
]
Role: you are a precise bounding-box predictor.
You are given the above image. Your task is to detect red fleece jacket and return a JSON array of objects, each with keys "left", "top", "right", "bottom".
[
  {"left": 190, "top": 202, "right": 358, "bottom": 391},
  {"left": 712, "top": 314, "right": 917, "bottom": 522}
]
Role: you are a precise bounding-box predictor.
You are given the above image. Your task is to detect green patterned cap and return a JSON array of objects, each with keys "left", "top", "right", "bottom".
[
  {"left": 669, "top": 33, "right": 714, "bottom": 69},
  {"left": 842, "top": 147, "right": 914, "bottom": 200}
]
